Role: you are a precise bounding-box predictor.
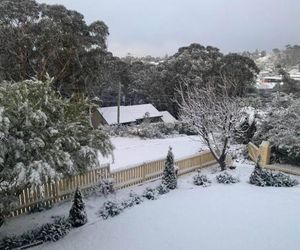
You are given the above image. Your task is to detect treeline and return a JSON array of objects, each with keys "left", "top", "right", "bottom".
[{"left": 0, "top": 0, "right": 259, "bottom": 117}]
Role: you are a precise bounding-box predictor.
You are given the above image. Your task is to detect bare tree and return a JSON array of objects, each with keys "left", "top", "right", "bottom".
[{"left": 178, "top": 83, "right": 245, "bottom": 170}]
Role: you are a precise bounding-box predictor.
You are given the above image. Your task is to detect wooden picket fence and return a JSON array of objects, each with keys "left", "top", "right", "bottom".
[
  {"left": 247, "top": 141, "right": 271, "bottom": 166},
  {"left": 11, "top": 150, "right": 216, "bottom": 217},
  {"left": 248, "top": 142, "right": 259, "bottom": 162}
]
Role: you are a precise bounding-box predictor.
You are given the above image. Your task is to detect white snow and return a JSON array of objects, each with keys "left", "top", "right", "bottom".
[
  {"left": 2, "top": 163, "right": 300, "bottom": 250},
  {"left": 99, "top": 136, "right": 206, "bottom": 170},
  {"left": 159, "top": 111, "right": 177, "bottom": 123},
  {"left": 25, "top": 163, "right": 300, "bottom": 250},
  {"left": 98, "top": 104, "right": 162, "bottom": 125}
]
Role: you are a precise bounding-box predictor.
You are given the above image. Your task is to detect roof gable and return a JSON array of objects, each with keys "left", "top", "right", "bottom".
[{"left": 98, "top": 104, "right": 162, "bottom": 125}]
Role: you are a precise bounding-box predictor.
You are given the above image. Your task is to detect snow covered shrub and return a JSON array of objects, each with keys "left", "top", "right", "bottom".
[
  {"left": 99, "top": 201, "right": 123, "bottom": 219},
  {"left": 142, "top": 187, "right": 158, "bottom": 200},
  {"left": 96, "top": 178, "right": 115, "bottom": 196},
  {"left": 175, "top": 122, "right": 198, "bottom": 135},
  {"left": 254, "top": 94, "right": 300, "bottom": 166},
  {"left": 38, "top": 217, "right": 71, "bottom": 242},
  {"left": 162, "top": 147, "right": 177, "bottom": 189},
  {"left": 156, "top": 184, "right": 170, "bottom": 195},
  {"left": 69, "top": 188, "right": 87, "bottom": 227},
  {"left": 233, "top": 107, "right": 256, "bottom": 144},
  {"left": 193, "top": 172, "right": 212, "bottom": 187},
  {"left": 0, "top": 79, "right": 113, "bottom": 224},
  {"left": 122, "top": 192, "right": 144, "bottom": 208},
  {"left": 216, "top": 172, "right": 239, "bottom": 184},
  {"left": 249, "top": 162, "right": 298, "bottom": 187},
  {"left": 0, "top": 217, "right": 71, "bottom": 249}
]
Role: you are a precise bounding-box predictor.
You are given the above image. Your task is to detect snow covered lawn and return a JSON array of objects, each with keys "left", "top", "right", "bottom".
[
  {"left": 22, "top": 163, "right": 300, "bottom": 250},
  {"left": 99, "top": 136, "right": 206, "bottom": 170}
]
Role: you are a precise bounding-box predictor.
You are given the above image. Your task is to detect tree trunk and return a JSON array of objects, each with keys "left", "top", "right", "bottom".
[{"left": 218, "top": 153, "right": 227, "bottom": 171}]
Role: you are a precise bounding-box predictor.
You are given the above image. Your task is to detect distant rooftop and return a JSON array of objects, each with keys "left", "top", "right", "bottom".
[
  {"left": 160, "top": 111, "right": 177, "bottom": 123},
  {"left": 98, "top": 104, "right": 162, "bottom": 125}
]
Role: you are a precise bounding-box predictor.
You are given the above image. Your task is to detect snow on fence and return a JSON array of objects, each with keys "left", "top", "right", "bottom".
[
  {"left": 11, "top": 150, "right": 216, "bottom": 217},
  {"left": 247, "top": 141, "right": 271, "bottom": 166}
]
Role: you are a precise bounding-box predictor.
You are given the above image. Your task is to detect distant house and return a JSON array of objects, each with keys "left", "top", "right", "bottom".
[
  {"left": 92, "top": 104, "right": 168, "bottom": 128},
  {"left": 160, "top": 111, "right": 177, "bottom": 123}
]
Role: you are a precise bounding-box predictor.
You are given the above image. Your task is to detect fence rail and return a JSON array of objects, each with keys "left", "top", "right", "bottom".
[{"left": 11, "top": 150, "right": 216, "bottom": 217}]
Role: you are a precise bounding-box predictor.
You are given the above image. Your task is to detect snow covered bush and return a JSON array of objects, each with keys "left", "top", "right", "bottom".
[
  {"left": 142, "top": 187, "right": 159, "bottom": 200},
  {"left": 96, "top": 178, "right": 115, "bottom": 196},
  {"left": 233, "top": 107, "right": 256, "bottom": 144},
  {"left": 0, "top": 217, "right": 71, "bottom": 249},
  {"left": 216, "top": 172, "right": 239, "bottom": 184},
  {"left": 99, "top": 201, "right": 123, "bottom": 219},
  {"left": 68, "top": 188, "right": 87, "bottom": 227},
  {"left": 0, "top": 79, "right": 113, "bottom": 224},
  {"left": 105, "top": 121, "right": 197, "bottom": 139},
  {"left": 254, "top": 94, "right": 300, "bottom": 166},
  {"left": 156, "top": 184, "right": 170, "bottom": 195},
  {"left": 38, "top": 217, "right": 71, "bottom": 242},
  {"left": 162, "top": 147, "right": 177, "bottom": 189},
  {"left": 193, "top": 172, "right": 212, "bottom": 187},
  {"left": 249, "top": 162, "right": 298, "bottom": 187},
  {"left": 122, "top": 192, "right": 144, "bottom": 208}
]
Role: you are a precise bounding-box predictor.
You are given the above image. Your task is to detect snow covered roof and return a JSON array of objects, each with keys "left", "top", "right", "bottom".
[
  {"left": 160, "top": 111, "right": 177, "bottom": 123},
  {"left": 98, "top": 104, "right": 162, "bottom": 125}
]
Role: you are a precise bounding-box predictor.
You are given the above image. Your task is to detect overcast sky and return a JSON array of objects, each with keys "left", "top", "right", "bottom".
[{"left": 37, "top": 0, "right": 300, "bottom": 57}]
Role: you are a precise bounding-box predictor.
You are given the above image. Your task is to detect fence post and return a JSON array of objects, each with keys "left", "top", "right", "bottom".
[{"left": 259, "top": 141, "right": 271, "bottom": 167}]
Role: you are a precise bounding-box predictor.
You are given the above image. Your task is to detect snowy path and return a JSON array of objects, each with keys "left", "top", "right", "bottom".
[
  {"left": 99, "top": 136, "right": 206, "bottom": 170},
  {"left": 34, "top": 164, "right": 300, "bottom": 250}
]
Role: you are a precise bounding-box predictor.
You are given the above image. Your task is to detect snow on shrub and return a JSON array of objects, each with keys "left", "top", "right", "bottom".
[
  {"left": 0, "top": 217, "right": 71, "bottom": 249},
  {"left": 142, "top": 187, "right": 159, "bottom": 200},
  {"left": 99, "top": 201, "right": 123, "bottom": 219},
  {"left": 96, "top": 178, "right": 115, "bottom": 196},
  {"left": 193, "top": 172, "right": 212, "bottom": 187},
  {"left": 216, "top": 172, "right": 239, "bottom": 184},
  {"left": 249, "top": 162, "right": 298, "bottom": 187},
  {"left": 162, "top": 147, "right": 177, "bottom": 190},
  {"left": 122, "top": 192, "right": 144, "bottom": 208},
  {"left": 254, "top": 94, "right": 300, "bottom": 166},
  {"left": 69, "top": 188, "right": 87, "bottom": 227},
  {"left": 38, "top": 217, "right": 72, "bottom": 242},
  {"left": 0, "top": 79, "right": 113, "bottom": 224},
  {"left": 156, "top": 184, "right": 170, "bottom": 195}
]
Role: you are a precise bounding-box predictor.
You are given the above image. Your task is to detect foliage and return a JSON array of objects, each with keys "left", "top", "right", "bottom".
[
  {"left": 162, "top": 148, "right": 177, "bottom": 189},
  {"left": 69, "top": 188, "right": 87, "bottom": 227},
  {"left": 0, "top": 217, "right": 71, "bottom": 249},
  {"left": 0, "top": 79, "right": 113, "bottom": 223},
  {"left": 254, "top": 94, "right": 300, "bottom": 165},
  {"left": 216, "top": 172, "right": 239, "bottom": 184},
  {"left": 233, "top": 107, "right": 256, "bottom": 144},
  {"left": 99, "top": 201, "right": 123, "bottom": 219},
  {"left": 156, "top": 184, "right": 170, "bottom": 195},
  {"left": 105, "top": 121, "right": 197, "bottom": 139},
  {"left": 179, "top": 86, "right": 246, "bottom": 170},
  {"left": 249, "top": 162, "right": 298, "bottom": 187},
  {"left": 193, "top": 172, "right": 212, "bottom": 187},
  {"left": 121, "top": 43, "right": 258, "bottom": 117},
  {"left": 96, "top": 178, "right": 115, "bottom": 196},
  {"left": 142, "top": 187, "right": 159, "bottom": 200},
  {"left": 0, "top": 0, "right": 113, "bottom": 97},
  {"left": 122, "top": 192, "right": 144, "bottom": 208}
]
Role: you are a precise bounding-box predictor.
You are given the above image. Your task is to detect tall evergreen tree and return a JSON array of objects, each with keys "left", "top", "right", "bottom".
[
  {"left": 162, "top": 147, "right": 177, "bottom": 189},
  {"left": 69, "top": 188, "right": 87, "bottom": 227}
]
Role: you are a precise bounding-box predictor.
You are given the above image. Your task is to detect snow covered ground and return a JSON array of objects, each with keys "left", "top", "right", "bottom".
[
  {"left": 99, "top": 136, "right": 206, "bottom": 170},
  {"left": 3, "top": 163, "right": 300, "bottom": 250}
]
